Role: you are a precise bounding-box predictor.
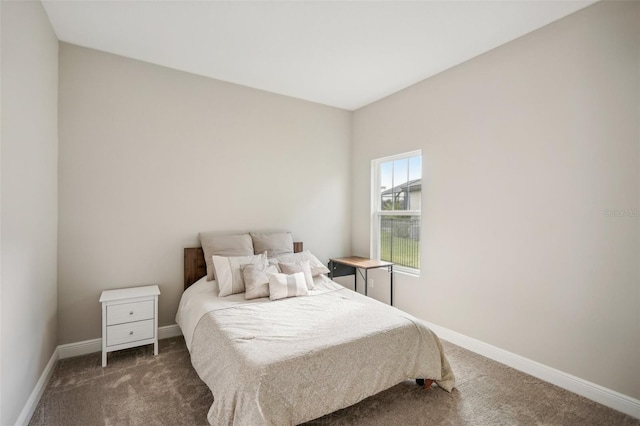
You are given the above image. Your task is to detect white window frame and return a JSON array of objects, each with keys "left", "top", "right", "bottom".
[{"left": 371, "top": 150, "right": 422, "bottom": 275}]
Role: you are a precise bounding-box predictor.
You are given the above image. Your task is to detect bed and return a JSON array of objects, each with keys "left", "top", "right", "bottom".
[{"left": 176, "top": 243, "right": 455, "bottom": 426}]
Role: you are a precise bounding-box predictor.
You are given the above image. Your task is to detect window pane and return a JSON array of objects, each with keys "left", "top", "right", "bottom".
[
  {"left": 378, "top": 156, "right": 421, "bottom": 212},
  {"left": 381, "top": 193, "right": 394, "bottom": 211},
  {"left": 380, "top": 161, "right": 394, "bottom": 210},
  {"left": 379, "top": 215, "right": 420, "bottom": 269},
  {"left": 392, "top": 158, "right": 408, "bottom": 210},
  {"left": 408, "top": 156, "right": 422, "bottom": 180},
  {"left": 406, "top": 156, "right": 422, "bottom": 210}
]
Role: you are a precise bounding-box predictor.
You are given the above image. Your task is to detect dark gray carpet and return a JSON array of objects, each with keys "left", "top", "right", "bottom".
[{"left": 29, "top": 337, "right": 639, "bottom": 425}]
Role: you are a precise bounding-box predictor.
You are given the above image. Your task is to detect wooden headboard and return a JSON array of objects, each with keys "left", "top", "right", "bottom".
[{"left": 184, "top": 242, "right": 303, "bottom": 290}]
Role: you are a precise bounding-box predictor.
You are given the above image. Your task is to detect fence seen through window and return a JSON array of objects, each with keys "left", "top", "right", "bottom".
[{"left": 379, "top": 216, "right": 420, "bottom": 269}]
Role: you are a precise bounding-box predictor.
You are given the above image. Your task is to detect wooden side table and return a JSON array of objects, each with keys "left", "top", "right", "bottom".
[
  {"left": 99, "top": 285, "right": 160, "bottom": 367},
  {"left": 329, "top": 257, "right": 394, "bottom": 305}
]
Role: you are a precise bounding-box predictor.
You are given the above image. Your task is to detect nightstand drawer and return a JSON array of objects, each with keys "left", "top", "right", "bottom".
[
  {"left": 107, "top": 300, "right": 154, "bottom": 325},
  {"left": 106, "top": 319, "right": 154, "bottom": 346}
]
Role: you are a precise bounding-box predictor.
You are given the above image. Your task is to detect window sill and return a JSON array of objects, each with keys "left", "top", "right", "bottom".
[{"left": 393, "top": 266, "right": 420, "bottom": 277}]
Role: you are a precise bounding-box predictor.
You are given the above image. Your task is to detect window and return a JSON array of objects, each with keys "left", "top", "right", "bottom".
[{"left": 371, "top": 151, "right": 422, "bottom": 273}]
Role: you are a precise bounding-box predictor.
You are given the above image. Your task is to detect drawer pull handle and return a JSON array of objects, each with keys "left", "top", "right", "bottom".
[
  {"left": 129, "top": 311, "right": 134, "bottom": 315},
  {"left": 129, "top": 331, "right": 134, "bottom": 335}
]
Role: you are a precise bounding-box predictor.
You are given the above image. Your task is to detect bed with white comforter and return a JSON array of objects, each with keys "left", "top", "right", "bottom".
[{"left": 176, "top": 275, "right": 455, "bottom": 426}]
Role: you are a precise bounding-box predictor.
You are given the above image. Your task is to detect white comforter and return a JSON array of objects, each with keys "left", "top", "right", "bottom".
[
  {"left": 176, "top": 276, "right": 455, "bottom": 426},
  {"left": 176, "top": 275, "right": 345, "bottom": 351}
]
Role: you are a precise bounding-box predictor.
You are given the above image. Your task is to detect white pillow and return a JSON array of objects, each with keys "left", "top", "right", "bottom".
[
  {"left": 268, "top": 272, "right": 309, "bottom": 301},
  {"left": 242, "top": 263, "right": 279, "bottom": 300},
  {"left": 213, "top": 253, "right": 267, "bottom": 297},
  {"left": 275, "top": 250, "right": 329, "bottom": 276},
  {"left": 278, "top": 260, "right": 315, "bottom": 290}
]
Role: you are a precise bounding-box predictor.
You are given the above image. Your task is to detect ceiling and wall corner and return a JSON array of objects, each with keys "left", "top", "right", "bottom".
[{"left": 41, "top": 0, "right": 596, "bottom": 111}]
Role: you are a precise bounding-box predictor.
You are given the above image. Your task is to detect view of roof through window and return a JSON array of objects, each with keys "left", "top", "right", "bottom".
[{"left": 380, "top": 155, "right": 422, "bottom": 211}]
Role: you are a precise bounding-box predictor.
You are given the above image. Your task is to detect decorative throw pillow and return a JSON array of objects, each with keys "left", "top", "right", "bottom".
[
  {"left": 278, "top": 260, "right": 315, "bottom": 290},
  {"left": 268, "top": 272, "right": 309, "bottom": 301},
  {"left": 199, "top": 232, "right": 253, "bottom": 281},
  {"left": 242, "top": 263, "right": 279, "bottom": 300},
  {"left": 268, "top": 258, "right": 282, "bottom": 272},
  {"left": 213, "top": 253, "right": 267, "bottom": 297},
  {"left": 275, "top": 250, "right": 329, "bottom": 277},
  {"left": 250, "top": 232, "right": 294, "bottom": 257}
]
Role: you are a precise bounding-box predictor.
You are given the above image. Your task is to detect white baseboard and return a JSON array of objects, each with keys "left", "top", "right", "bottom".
[
  {"left": 425, "top": 321, "right": 640, "bottom": 420},
  {"left": 158, "top": 323, "right": 182, "bottom": 340},
  {"left": 58, "top": 324, "right": 183, "bottom": 359},
  {"left": 58, "top": 337, "right": 101, "bottom": 359},
  {"left": 15, "top": 347, "right": 59, "bottom": 426},
  {"left": 22, "top": 324, "right": 184, "bottom": 424}
]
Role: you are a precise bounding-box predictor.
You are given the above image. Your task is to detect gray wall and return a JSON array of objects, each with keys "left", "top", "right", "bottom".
[
  {"left": 57, "top": 44, "right": 352, "bottom": 344},
  {"left": 0, "top": 2, "right": 59, "bottom": 424},
  {"left": 352, "top": 1, "right": 639, "bottom": 399}
]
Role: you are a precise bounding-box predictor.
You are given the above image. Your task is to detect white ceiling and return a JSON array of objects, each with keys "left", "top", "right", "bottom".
[{"left": 42, "top": 0, "right": 597, "bottom": 111}]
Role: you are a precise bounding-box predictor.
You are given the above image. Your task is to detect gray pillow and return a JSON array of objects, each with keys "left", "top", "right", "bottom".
[
  {"left": 199, "top": 232, "right": 253, "bottom": 281},
  {"left": 279, "top": 260, "right": 315, "bottom": 290},
  {"left": 275, "top": 250, "right": 330, "bottom": 276},
  {"left": 243, "top": 263, "right": 279, "bottom": 300},
  {"left": 214, "top": 253, "right": 267, "bottom": 297},
  {"left": 250, "top": 232, "right": 294, "bottom": 257}
]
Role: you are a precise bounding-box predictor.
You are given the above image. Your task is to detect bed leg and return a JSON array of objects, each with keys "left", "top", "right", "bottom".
[{"left": 415, "top": 378, "right": 434, "bottom": 389}]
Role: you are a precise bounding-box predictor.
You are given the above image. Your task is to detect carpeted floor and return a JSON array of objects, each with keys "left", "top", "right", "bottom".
[{"left": 29, "top": 337, "right": 638, "bottom": 426}]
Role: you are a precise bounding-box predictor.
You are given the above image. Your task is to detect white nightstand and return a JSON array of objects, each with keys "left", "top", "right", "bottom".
[{"left": 99, "top": 285, "right": 160, "bottom": 367}]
